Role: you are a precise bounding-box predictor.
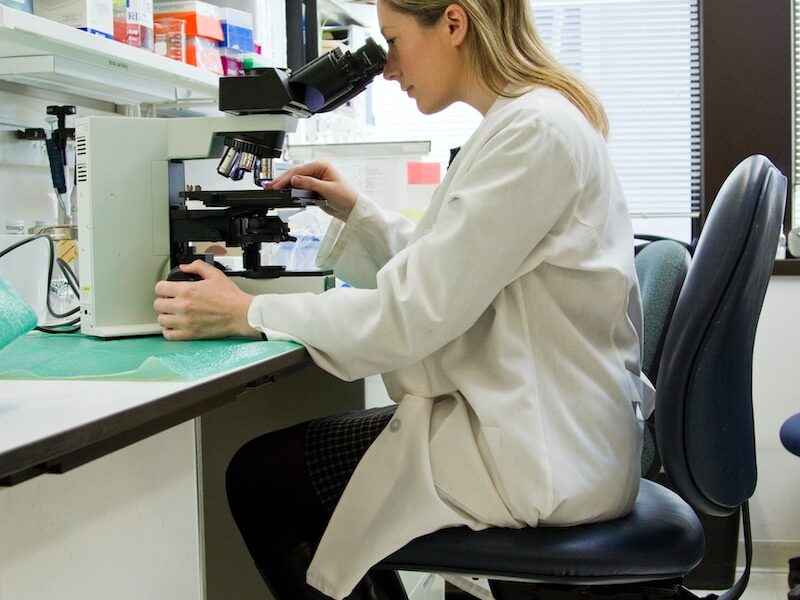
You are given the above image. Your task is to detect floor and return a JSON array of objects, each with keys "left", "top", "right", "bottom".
[
  {"left": 443, "top": 569, "right": 794, "bottom": 598},
  {"left": 694, "top": 569, "right": 791, "bottom": 599}
]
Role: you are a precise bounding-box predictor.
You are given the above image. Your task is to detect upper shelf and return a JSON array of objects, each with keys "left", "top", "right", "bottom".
[{"left": 0, "top": 6, "right": 219, "bottom": 105}]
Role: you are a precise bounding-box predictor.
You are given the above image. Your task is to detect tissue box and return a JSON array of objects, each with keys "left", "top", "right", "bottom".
[
  {"left": 0, "top": 0, "right": 32, "bottom": 14},
  {"left": 34, "top": 0, "right": 113, "bottom": 38}
]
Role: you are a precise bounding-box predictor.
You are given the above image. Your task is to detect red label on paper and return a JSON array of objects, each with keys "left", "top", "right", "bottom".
[{"left": 407, "top": 162, "right": 441, "bottom": 185}]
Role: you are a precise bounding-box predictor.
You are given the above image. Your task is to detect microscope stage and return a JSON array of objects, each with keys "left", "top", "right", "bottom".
[{"left": 180, "top": 188, "right": 322, "bottom": 208}]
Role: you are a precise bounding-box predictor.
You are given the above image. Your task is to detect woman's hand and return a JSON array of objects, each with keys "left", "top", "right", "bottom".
[
  {"left": 154, "top": 260, "right": 261, "bottom": 341},
  {"left": 267, "top": 159, "right": 358, "bottom": 221}
]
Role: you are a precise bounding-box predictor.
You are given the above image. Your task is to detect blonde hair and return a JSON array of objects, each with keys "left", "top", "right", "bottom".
[{"left": 381, "top": 0, "right": 609, "bottom": 138}]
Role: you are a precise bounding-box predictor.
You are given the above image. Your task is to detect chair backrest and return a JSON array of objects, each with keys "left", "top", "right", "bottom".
[
  {"left": 635, "top": 240, "right": 692, "bottom": 385},
  {"left": 635, "top": 240, "right": 692, "bottom": 478},
  {"left": 656, "top": 154, "right": 786, "bottom": 517}
]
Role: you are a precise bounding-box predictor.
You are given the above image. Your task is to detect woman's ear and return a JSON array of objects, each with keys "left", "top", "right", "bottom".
[{"left": 442, "top": 3, "right": 469, "bottom": 47}]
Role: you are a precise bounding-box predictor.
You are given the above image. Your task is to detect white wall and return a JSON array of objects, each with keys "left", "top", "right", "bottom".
[
  {"left": 0, "top": 82, "right": 117, "bottom": 232},
  {"left": 749, "top": 277, "right": 800, "bottom": 568}
]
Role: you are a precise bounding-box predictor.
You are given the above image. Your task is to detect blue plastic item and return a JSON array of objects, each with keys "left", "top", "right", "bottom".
[
  {"left": 780, "top": 413, "right": 800, "bottom": 457},
  {"left": 220, "top": 22, "right": 253, "bottom": 51}
]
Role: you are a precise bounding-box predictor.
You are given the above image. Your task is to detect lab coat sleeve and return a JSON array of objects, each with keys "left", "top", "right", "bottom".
[
  {"left": 248, "top": 116, "right": 584, "bottom": 381},
  {"left": 315, "top": 193, "right": 417, "bottom": 289}
]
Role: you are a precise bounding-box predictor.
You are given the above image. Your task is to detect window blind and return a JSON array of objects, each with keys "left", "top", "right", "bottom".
[
  {"left": 368, "top": 0, "right": 700, "bottom": 220},
  {"left": 794, "top": 0, "right": 800, "bottom": 228}
]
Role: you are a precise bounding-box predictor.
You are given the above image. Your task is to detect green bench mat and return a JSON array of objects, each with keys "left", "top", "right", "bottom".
[{"left": 0, "top": 331, "right": 302, "bottom": 381}]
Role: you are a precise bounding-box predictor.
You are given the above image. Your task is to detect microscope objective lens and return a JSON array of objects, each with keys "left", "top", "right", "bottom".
[
  {"left": 239, "top": 152, "right": 256, "bottom": 172},
  {"left": 217, "top": 146, "right": 239, "bottom": 177},
  {"left": 254, "top": 158, "right": 273, "bottom": 186}
]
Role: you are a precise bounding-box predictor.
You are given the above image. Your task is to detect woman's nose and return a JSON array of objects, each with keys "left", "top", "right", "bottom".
[{"left": 383, "top": 56, "right": 398, "bottom": 81}]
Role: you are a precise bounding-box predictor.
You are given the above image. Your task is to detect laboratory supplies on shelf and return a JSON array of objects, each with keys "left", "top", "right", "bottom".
[
  {"left": 154, "top": 16, "right": 186, "bottom": 61},
  {"left": 0, "top": 5, "right": 218, "bottom": 104},
  {"left": 218, "top": 6, "right": 253, "bottom": 76},
  {"left": 34, "top": 0, "right": 113, "bottom": 38},
  {"left": 113, "top": 0, "right": 155, "bottom": 50},
  {"left": 154, "top": 0, "right": 224, "bottom": 73},
  {"left": 0, "top": 0, "right": 31, "bottom": 13}
]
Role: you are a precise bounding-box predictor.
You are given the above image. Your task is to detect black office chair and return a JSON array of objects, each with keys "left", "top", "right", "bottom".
[
  {"left": 375, "top": 154, "right": 786, "bottom": 600},
  {"left": 635, "top": 240, "right": 692, "bottom": 478}
]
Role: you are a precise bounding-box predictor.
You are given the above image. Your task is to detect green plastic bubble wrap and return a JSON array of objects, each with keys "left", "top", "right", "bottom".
[
  {"left": 0, "top": 276, "right": 37, "bottom": 350},
  {"left": 0, "top": 331, "right": 302, "bottom": 381}
]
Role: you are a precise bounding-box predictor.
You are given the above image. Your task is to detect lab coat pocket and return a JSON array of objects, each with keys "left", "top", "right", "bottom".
[{"left": 428, "top": 397, "right": 515, "bottom": 526}]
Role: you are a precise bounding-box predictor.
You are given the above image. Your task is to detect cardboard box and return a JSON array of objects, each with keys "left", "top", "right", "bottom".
[
  {"left": 113, "top": 0, "right": 154, "bottom": 50},
  {"left": 34, "top": 0, "right": 113, "bottom": 38}
]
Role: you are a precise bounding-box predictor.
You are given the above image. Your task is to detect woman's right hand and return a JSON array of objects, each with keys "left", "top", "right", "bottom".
[{"left": 267, "top": 159, "right": 358, "bottom": 221}]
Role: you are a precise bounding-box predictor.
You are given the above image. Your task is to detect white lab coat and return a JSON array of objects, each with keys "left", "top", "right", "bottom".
[{"left": 248, "top": 87, "right": 653, "bottom": 599}]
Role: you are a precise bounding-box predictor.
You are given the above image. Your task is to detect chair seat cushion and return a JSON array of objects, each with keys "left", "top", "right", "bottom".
[{"left": 376, "top": 479, "right": 704, "bottom": 584}]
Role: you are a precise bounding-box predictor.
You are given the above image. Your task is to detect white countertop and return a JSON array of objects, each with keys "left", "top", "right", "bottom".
[{"left": 0, "top": 344, "right": 310, "bottom": 484}]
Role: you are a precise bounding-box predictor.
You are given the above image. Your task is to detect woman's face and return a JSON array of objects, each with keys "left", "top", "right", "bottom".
[{"left": 377, "top": 1, "right": 467, "bottom": 114}]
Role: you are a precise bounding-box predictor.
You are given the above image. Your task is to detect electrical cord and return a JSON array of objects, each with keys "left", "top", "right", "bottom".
[
  {"left": 0, "top": 233, "right": 81, "bottom": 334},
  {"left": 35, "top": 318, "right": 80, "bottom": 334},
  {"left": 56, "top": 257, "right": 80, "bottom": 301}
]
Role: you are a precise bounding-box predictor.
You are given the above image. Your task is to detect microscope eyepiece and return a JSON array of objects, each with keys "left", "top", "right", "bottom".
[
  {"left": 349, "top": 37, "right": 388, "bottom": 82},
  {"left": 288, "top": 37, "right": 387, "bottom": 113},
  {"left": 219, "top": 38, "right": 386, "bottom": 117}
]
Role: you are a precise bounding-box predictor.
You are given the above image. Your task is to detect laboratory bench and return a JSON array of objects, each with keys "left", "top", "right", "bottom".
[
  {"left": 0, "top": 343, "right": 311, "bottom": 485},
  {"left": 0, "top": 338, "right": 365, "bottom": 600}
]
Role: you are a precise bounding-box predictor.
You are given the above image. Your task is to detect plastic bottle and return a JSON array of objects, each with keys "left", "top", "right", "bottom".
[
  {"left": 788, "top": 228, "right": 800, "bottom": 258},
  {"left": 5, "top": 220, "right": 25, "bottom": 235},
  {"left": 776, "top": 230, "right": 787, "bottom": 260}
]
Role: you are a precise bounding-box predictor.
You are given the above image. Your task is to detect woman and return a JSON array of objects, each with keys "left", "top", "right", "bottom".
[{"left": 154, "top": 0, "right": 653, "bottom": 598}]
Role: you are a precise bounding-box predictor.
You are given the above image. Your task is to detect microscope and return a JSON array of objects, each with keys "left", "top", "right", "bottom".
[{"left": 76, "top": 39, "right": 386, "bottom": 337}]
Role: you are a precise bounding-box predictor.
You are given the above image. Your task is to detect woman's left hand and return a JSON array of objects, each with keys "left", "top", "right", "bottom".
[{"left": 154, "top": 260, "right": 260, "bottom": 341}]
